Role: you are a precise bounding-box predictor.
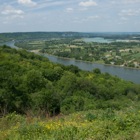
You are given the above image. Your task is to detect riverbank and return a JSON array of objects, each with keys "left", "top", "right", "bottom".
[
  {"left": 1, "top": 40, "right": 139, "bottom": 70},
  {"left": 39, "top": 52, "right": 140, "bottom": 70},
  {"left": 1, "top": 41, "right": 140, "bottom": 83},
  {"left": 41, "top": 53, "right": 140, "bottom": 83}
]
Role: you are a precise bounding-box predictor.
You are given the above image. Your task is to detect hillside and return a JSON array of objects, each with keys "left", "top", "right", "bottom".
[
  {"left": 1, "top": 109, "right": 140, "bottom": 140},
  {"left": 0, "top": 46, "right": 140, "bottom": 139}
]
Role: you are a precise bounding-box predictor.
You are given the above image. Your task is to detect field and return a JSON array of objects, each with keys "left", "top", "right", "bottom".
[{"left": 15, "top": 38, "right": 140, "bottom": 68}]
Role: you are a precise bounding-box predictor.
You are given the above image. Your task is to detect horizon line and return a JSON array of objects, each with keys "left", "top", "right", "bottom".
[{"left": 0, "top": 31, "right": 140, "bottom": 34}]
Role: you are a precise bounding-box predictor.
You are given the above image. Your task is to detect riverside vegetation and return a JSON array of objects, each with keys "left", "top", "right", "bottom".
[
  {"left": 15, "top": 38, "right": 140, "bottom": 68},
  {"left": 0, "top": 46, "right": 140, "bottom": 140},
  {"left": 1, "top": 32, "right": 140, "bottom": 68}
]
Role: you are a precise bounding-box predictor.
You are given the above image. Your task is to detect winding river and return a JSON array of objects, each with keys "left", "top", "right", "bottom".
[{"left": 1, "top": 41, "right": 140, "bottom": 84}]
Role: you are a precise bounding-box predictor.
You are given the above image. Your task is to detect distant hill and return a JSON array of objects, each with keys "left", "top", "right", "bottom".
[{"left": 0, "top": 32, "right": 140, "bottom": 42}]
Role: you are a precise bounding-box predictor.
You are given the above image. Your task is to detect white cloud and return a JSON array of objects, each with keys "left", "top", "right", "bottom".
[
  {"left": 87, "top": 16, "right": 99, "bottom": 20},
  {"left": 7, "top": 14, "right": 24, "bottom": 19},
  {"left": 119, "top": 9, "right": 140, "bottom": 16},
  {"left": 121, "top": 17, "right": 128, "bottom": 21},
  {"left": 110, "top": 0, "right": 140, "bottom": 5},
  {"left": 73, "top": 15, "right": 99, "bottom": 23},
  {"left": 1, "top": 5, "right": 24, "bottom": 15},
  {"left": 1, "top": 5, "right": 24, "bottom": 23},
  {"left": 123, "top": 0, "right": 140, "bottom": 4},
  {"left": 18, "top": 0, "right": 37, "bottom": 7},
  {"left": 66, "top": 8, "right": 74, "bottom": 13},
  {"left": 31, "top": 1, "right": 69, "bottom": 11},
  {"left": 2, "top": 14, "right": 24, "bottom": 25},
  {"left": 79, "top": 0, "right": 97, "bottom": 7}
]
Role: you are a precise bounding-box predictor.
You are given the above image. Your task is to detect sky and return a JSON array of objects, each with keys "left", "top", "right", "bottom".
[{"left": 0, "top": 0, "right": 140, "bottom": 33}]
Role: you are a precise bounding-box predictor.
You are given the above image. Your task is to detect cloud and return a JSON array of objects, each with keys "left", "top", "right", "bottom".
[
  {"left": 31, "top": 1, "right": 69, "bottom": 11},
  {"left": 73, "top": 15, "right": 99, "bottom": 23},
  {"left": 18, "top": 0, "right": 37, "bottom": 7},
  {"left": 120, "top": 17, "right": 128, "bottom": 21},
  {"left": 110, "top": 0, "right": 140, "bottom": 5},
  {"left": 119, "top": 9, "right": 140, "bottom": 16},
  {"left": 66, "top": 8, "right": 74, "bottom": 13},
  {"left": 123, "top": 0, "right": 140, "bottom": 4},
  {"left": 1, "top": 5, "right": 24, "bottom": 22},
  {"left": 87, "top": 15, "right": 99, "bottom": 19},
  {"left": 7, "top": 14, "right": 24, "bottom": 19},
  {"left": 1, "top": 5, "right": 24, "bottom": 15},
  {"left": 79, "top": 0, "right": 97, "bottom": 7}
]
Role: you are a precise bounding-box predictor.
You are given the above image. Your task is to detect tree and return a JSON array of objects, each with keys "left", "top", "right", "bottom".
[
  {"left": 57, "top": 71, "right": 77, "bottom": 97},
  {"left": 61, "top": 96, "right": 84, "bottom": 114},
  {"left": 31, "top": 88, "right": 60, "bottom": 116},
  {"left": 93, "top": 68, "right": 101, "bottom": 74},
  {"left": 25, "top": 70, "right": 47, "bottom": 93},
  {"left": 42, "top": 66, "right": 63, "bottom": 81}
]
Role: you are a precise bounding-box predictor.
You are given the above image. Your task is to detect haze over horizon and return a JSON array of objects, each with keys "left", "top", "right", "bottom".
[{"left": 0, "top": 0, "right": 140, "bottom": 33}]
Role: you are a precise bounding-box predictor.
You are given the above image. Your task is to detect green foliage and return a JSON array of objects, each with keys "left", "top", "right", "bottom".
[
  {"left": 0, "top": 46, "right": 140, "bottom": 117},
  {"left": 25, "top": 70, "right": 47, "bottom": 93},
  {"left": 1, "top": 108, "right": 140, "bottom": 140},
  {"left": 42, "top": 66, "right": 63, "bottom": 81},
  {"left": 1, "top": 33, "right": 140, "bottom": 139},
  {"left": 93, "top": 68, "right": 101, "bottom": 74},
  {"left": 85, "top": 112, "right": 97, "bottom": 122},
  {"left": 66, "top": 65, "right": 80, "bottom": 74},
  {"left": 31, "top": 88, "right": 60, "bottom": 116},
  {"left": 61, "top": 96, "right": 84, "bottom": 114}
]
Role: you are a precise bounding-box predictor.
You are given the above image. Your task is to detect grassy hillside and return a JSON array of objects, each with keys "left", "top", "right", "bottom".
[
  {"left": 0, "top": 46, "right": 140, "bottom": 139},
  {"left": 1, "top": 108, "right": 140, "bottom": 140}
]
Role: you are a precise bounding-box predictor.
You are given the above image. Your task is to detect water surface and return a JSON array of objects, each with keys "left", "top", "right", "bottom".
[
  {"left": 83, "top": 37, "right": 113, "bottom": 43},
  {"left": 1, "top": 41, "right": 140, "bottom": 84},
  {"left": 42, "top": 53, "right": 140, "bottom": 84}
]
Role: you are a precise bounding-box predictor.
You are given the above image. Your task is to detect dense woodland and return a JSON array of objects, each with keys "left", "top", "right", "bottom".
[
  {"left": 0, "top": 46, "right": 140, "bottom": 139},
  {"left": 0, "top": 46, "right": 140, "bottom": 116}
]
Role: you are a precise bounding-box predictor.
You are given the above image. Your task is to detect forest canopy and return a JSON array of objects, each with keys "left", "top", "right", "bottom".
[{"left": 0, "top": 46, "right": 140, "bottom": 116}]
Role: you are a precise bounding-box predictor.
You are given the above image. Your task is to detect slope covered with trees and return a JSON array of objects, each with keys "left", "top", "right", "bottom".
[
  {"left": 0, "top": 46, "right": 140, "bottom": 116},
  {"left": 0, "top": 46, "right": 140, "bottom": 140}
]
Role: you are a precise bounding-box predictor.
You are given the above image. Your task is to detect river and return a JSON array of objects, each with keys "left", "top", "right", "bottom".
[
  {"left": 83, "top": 37, "right": 113, "bottom": 43},
  {"left": 1, "top": 41, "right": 140, "bottom": 84}
]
